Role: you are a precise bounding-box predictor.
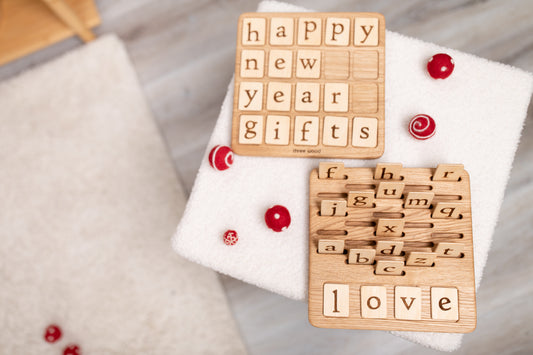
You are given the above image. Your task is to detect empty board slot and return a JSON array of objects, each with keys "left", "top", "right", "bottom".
[
  {"left": 317, "top": 229, "right": 348, "bottom": 236},
  {"left": 431, "top": 232, "right": 464, "bottom": 239},
  {"left": 344, "top": 240, "right": 374, "bottom": 247},
  {"left": 404, "top": 222, "right": 434, "bottom": 228},
  {"left": 434, "top": 194, "right": 462, "bottom": 200},
  {"left": 345, "top": 184, "right": 376, "bottom": 190},
  {"left": 345, "top": 221, "right": 376, "bottom": 227},
  {"left": 373, "top": 212, "right": 405, "bottom": 218},
  {"left": 317, "top": 192, "right": 347, "bottom": 198},
  {"left": 404, "top": 184, "right": 433, "bottom": 191}
]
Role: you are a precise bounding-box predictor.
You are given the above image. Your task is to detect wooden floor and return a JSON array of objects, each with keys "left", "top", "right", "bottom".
[{"left": 1, "top": 0, "right": 532, "bottom": 353}]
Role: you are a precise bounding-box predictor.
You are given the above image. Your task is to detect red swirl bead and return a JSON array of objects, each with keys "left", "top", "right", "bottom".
[
  {"left": 409, "top": 114, "right": 436, "bottom": 140},
  {"left": 209, "top": 145, "right": 234, "bottom": 171},
  {"left": 427, "top": 53, "right": 454, "bottom": 79},
  {"left": 265, "top": 205, "right": 291, "bottom": 232}
]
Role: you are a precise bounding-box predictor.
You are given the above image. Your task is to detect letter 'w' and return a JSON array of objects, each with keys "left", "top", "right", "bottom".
[{"left": 299, "top": 58, "right": 317, "bottom": 69}]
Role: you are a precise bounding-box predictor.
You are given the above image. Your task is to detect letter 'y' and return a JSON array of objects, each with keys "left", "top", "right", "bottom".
[{"left": 244, "top": 90, "right": 258, "bottom": 108}]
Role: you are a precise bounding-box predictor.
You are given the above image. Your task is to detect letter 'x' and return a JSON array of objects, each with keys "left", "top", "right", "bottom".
[{"left": 384, "top": 225, "right": 396, "bottom": 232}]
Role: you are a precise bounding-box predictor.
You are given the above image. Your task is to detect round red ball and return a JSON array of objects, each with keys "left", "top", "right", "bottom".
[
  {"left": 63, "top": 344, "right": 81, "bottom": 355},
  {"left": 209, "top": 145, "right": 234, "bottom": 171},
  {"left": 44, "top": 324, "right": 62, "bottom": 343},
  {"left": 427, "top": 53, "right": 454, "bottom": 79},
  {"left": 409, "top": 114, "right": 436, "bottom": 140},
  {"left": 265, "top": 205, "right": 291, "bottom": 232},
  {"left": 223, "top": 230, "right": 238, "bottom": 245}
]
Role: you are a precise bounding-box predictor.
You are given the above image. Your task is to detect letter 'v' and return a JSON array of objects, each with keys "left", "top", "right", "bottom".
[{"left": 400, "top": 297, "right": 416, "bottom": 310}]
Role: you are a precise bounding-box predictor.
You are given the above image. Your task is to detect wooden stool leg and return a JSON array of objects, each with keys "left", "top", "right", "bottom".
[{"left": 40, "top": 0, "right": 95, "bottom": 42}]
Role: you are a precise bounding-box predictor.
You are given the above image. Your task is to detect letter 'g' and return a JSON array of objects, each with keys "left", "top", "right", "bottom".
[{"left": 245, "top": 120, "right": 258, "bottom": 139}]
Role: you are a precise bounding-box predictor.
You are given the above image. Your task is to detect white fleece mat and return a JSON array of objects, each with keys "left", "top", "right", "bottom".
[
  {"left": 0, "top": 35, "right": 246, "bottom": 355},
  {"left": 173, "top": 1, "right": 533, "bottom": 351}
]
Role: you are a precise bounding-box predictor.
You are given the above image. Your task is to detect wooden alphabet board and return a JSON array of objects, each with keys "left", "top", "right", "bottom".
[
  {"left": 231, "top": 13, "right": 385, "bottom": 159},
  {"left": 308, "top": 163, "right": 476, "bottom": 332}
]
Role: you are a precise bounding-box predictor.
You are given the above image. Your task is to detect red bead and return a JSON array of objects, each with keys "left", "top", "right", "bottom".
[
  {"left": 265, "top": 205, "right": 291, "bottom": 232},
  {"left": 427, "top": 53, "right": 454, "bottom": 79},
  {"left": 209, "top": 145, "right": 234, "bottom": 171},
  {"left": 63, "top": 344, "right": 81, "bottom": 355},
  {"left": 409, "top": 114, "right": 436, "bottom": 140},
  {"left": 223, "top": 230, "right": 238, "bottom": 245},
  {"left": 43, "top": 324, "right": 62, "bottom": 343}
]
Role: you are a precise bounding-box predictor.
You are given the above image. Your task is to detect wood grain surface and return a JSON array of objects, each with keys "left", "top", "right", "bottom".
[
  {"left": 308, "top": 165, "right": 476, "bottom": 332},
  {"left": 0, "top": 0, "right": 531, "bottom": 353},
  {"left": 231, "top": 12, "right": 386, "bottom": 158},
  {"left": 0, "top": 0, "right": 99, "bottom": 65}
]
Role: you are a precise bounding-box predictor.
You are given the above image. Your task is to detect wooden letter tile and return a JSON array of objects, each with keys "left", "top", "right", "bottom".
[
  {"left": 431, "top": 287, "right": 459, "bottom": 321},
  {"left": 325, "top": 17, "right": 350, "bottom": 46},
  {"left": 323, "top": 116, "right": 348, "bottom": 146},
  {"left": 353, "top": 83, "right": 378, "bottom": 113},
  {"left": 294, "top": 116, "right": 319, "bottom": 146},
  {"left": 270, "top": 17, "right": 294, "bottom": 46},
  {"left": 376, "top": 218, "right": 405, "bottom": 237},
  {"left": 297, "top": 18, "right": 322, "bottom": 45},
  {"left": 296, "top": 50, "right": 321, "bottom": 78},
  {"left": 354, "top": 17, "right": 379, "bottom": 46},
  {"left": 324, "top": 51, "right": 349, "bottom": 79},
  {"left": 323, "top": 283, "right": 349, "bottom": 317},
  {"left": 432, "top": 202, "right": 462, "bottom": 219},
  {"left": 265, "top": 115, "right": 290, "bottom": 145},
  {"left": 320, "top": 200, "right": 347, "bottom": 216},
  {"left": 324, "top": 83, "right": 349, "bottom": 112},
  {"left": 375, "top": 241, "right": 404, "bottom": 256},
  {"left": 238, "top": 115, "right": 263, "bottom": 144},
  {"left": 348, "top": 249, "right": 376, "bottom": 264},
  {"left": 434, "top": 242, "right": 464, "bottom": 257},
  {"left": 352, "top": 117, "right": 378, "bottom": 147},
  {"left": 374, "top": 163, "right": 403, "bottom": 180},
  {"left": 268, "top": 50, "right": 293, "bottom": 78},
  {"left": 318, "top": 162, "right": 345, "bottom": 179},
  {"left": 376, "top": 181, "right": 405, "bottom": 199},
  {"left": 347, "top": 191, "right": 375, "bottom": 208},
  {"left": 395, "top": 286, "right": 422, "bottom": 320},
  {"left": 433, "top": 164, "right": 464, "bottom": 181},
  {"left": 406, "top": 252, "right": 437, "bottom": 267},
  {"left": 353, "top": 50, "right": 379, "bottom": 79},
  {"left": 295, "top": 83, "right": 320, "bottom": 112},
  {"left": 266, "top": 82, "right": 291, "bottom": 111},
  {"left": 240, "top": 50, "right": 264, "bottom": 78},
  {"left": 404, "top": 191, "right": 434, "bottom": 209},
  {"left": 242, "top": 17, "right": 266, "bottom": 45},
  {"left": 238, "top": 82, "right": 263, "bottom": 111},
  {"left": 361, "top": 286, "right": 387, "bottom": 318},
  {"left": 375, "top": 260, "right": 404, "bottom": 275},
  {"left": 318, "top": 239, "right": 345, "bottom": 254}
]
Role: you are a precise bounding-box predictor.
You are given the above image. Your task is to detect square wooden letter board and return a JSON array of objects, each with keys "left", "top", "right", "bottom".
[
  {"left": 231, "top": 12, "right": 385, "bottom": 159},
  {"left": 308, "top": 163, "right": 476, "bottom": 333}
]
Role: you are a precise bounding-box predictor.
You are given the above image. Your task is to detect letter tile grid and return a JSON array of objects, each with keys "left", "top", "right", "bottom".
[
  {"left": 232, "top": 13, "right": 385, "bottom": 158},
  {"left": 308, "top": 163, "right": 476, "bottom": 333}
]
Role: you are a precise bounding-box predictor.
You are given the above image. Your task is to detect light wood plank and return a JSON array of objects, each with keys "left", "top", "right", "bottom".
[{"left": 0, "top": 0, "right": 100, "bottom": 65}]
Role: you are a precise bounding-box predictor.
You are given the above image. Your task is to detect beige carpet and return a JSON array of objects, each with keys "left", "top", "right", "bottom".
[{"left": 0, "top": 35, "right": 246, "bottom": 354}]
